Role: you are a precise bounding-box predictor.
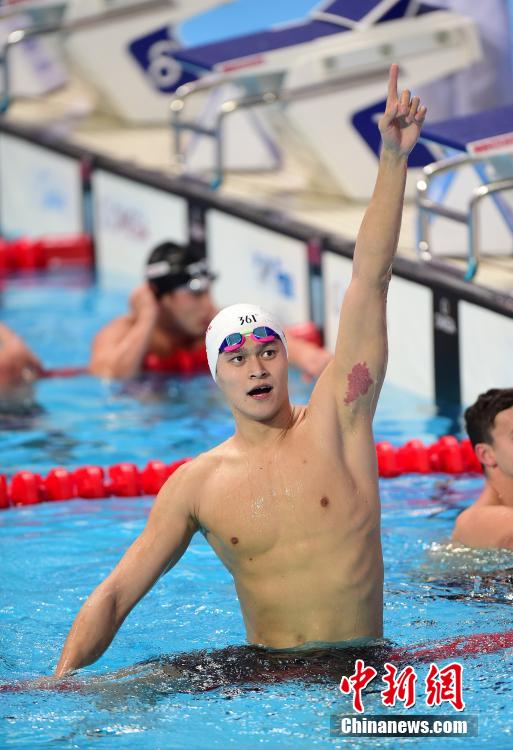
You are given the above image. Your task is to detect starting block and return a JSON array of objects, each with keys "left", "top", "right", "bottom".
[{"left": 167, "top": 0, "right": 482, "bottom": 199}]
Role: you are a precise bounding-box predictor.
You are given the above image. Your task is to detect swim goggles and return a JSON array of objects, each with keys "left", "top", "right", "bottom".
[
  {"left": 219, "top": 326, "right": 279, "bottom": 353},
  {"left": 182, "top": 275, "right": 213, "bottom": 295}
]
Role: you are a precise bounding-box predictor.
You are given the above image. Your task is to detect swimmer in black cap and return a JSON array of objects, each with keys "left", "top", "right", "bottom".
[
  {"left": 90, "top": 241, "right": 332, "bottom": 379},
  {"left": 90, "top": 241, "right": 218, "bottom": 378}
]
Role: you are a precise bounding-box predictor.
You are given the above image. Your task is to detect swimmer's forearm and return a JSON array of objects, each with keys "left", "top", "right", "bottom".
[
  {"left": 352, "top": 148, "right": 407, "bottom": 286},
  {"left": 54, "top": 588, "right": 122, "bottom": 676},
  {"left": 103, "top": 315, "right": 154, "bottom": 379},
  {"left": 91, "top": 314, "right": 155, "bottom": 379}
]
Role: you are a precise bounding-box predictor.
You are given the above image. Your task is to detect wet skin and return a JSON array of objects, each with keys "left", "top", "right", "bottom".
[
  {"left": 453, "top": 405, "right": 513, "bottom": 550},
  {"left": 55, "top": 64, "right": 426, "bottom": 677},
  {"left": 173, "top": 339, "right": 383, "bottom": 648}
]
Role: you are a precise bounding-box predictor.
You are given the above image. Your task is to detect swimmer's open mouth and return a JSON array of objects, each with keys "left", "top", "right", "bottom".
[{"left": 247, "top": 385, "right": 273, "bottom": 398}]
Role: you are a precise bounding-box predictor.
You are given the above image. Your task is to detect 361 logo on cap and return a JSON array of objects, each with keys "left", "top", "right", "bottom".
[{"left": 239, "top": 314, "right": 258, "bottom": 326}]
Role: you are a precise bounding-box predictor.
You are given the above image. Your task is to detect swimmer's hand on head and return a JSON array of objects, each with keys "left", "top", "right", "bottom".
[
  {"left": 129, "top": 283, "right": 160, "bottom": 322},
  {"left": 54, "top": 464, "right": 197, "bottom": 677}
]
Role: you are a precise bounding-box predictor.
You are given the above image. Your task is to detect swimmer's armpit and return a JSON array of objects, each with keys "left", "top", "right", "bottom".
[{"left": 343, "top": 362, "right": 374, "bottom": 406}]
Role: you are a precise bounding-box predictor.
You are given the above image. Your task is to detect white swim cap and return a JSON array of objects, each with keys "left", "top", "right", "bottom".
[{"left": 205, "top": 303, "right": 288, "bottom": 381}]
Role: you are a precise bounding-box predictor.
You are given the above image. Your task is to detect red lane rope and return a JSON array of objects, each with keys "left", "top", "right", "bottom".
[
  {"left": 40, "top": 366, "right": 89, "bottom": 378},
  {"left": 0, "top": 234, "right": 93, "bottom": 274},
  {"left": 389, "top": 628, "right": 513, "bottom": 663},
  {"left": 0, "top": 437, "right": 481, "bottom": 509}
]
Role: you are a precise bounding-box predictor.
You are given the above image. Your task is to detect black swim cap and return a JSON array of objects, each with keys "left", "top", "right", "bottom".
[{"left": 145, "top": 242, "right": 215, "bottom": 298}]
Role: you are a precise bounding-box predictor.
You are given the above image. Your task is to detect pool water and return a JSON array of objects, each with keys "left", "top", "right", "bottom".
[{"left": 1, "top": 273, "right": 512, "bottom": 749}]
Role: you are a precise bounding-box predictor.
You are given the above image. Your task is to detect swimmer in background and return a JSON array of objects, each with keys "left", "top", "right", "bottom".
[
  {"left": 90, "top": 242, "right": 333, "bottom": 381},
  {"left": 452, "top": 388, "right": 513, "bottom": 550},
  {"left": 0, "top": 323, "right": 43, "bottom": 389},
  {"left": 55, "top": 65, "right": 427, "bottom": 678},
  {"left": 0, "top": 323, "right": 45, "bottom": 423}
]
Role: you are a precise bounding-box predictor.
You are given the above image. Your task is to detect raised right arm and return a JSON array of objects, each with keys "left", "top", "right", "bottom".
[{"left": 54, "top": 464, "right": 198, "bottom": 677}]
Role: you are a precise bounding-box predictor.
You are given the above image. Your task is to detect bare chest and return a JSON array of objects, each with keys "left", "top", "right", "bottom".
[{"left": 197, "top": 450, "right": 377, "bottom": 561}]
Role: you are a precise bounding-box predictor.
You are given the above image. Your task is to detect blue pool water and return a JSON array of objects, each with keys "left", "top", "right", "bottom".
[{"left": 1, "top": 273, "right": 513, "bottom": 749}]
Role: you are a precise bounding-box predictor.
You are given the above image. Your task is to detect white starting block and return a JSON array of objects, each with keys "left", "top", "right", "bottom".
[
  {"left": 417, "top": 105, "right": 513, "bottom": 279},
  {"left": 167, "top": 0, "right": 482, "bottom": 199},
  {"left": 61, "top": 0, "right": 234, "bottom": 122}
]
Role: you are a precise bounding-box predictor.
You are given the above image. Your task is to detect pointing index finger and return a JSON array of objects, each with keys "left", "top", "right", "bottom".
[{"left": 387, "top": 63, "right": 399, "bottom": 104}]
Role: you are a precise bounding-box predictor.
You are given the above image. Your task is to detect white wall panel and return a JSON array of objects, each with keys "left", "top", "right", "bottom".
[
  {"left": 459, "top": 301, "right": 513, "bottom": 406},
  {"left": 322, "top": 251, "right": 434, "bottom": 400},
  {"left": 206, "top": 210, "right": 310, "bottom": 325},
  {"left": 0, "top": 134, "right": 82, "bottom": 238},
  {"left": 92, "top": 170, "right": 188, "bottom": 285}
]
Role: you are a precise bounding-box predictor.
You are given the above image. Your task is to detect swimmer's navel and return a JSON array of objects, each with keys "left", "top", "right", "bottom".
[
  {"left": 231, "top": 536, "right": 239, "bottom": 545},
  {"left": 320, "top": 496, "right": 329, "bottom": 508}
]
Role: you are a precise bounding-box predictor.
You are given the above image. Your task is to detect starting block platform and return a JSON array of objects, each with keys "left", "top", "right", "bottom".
[{"left": 163, "top": 0, "right": 482, "bottom": 199}]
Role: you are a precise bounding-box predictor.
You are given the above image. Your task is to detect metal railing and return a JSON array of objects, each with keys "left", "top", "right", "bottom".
[
  {"left": 417, "top": 154, "right": 513, "bottom": 281},
  {"left": 0, "top": 0, "right": 173, "bottom": 114},
  {"left": 170, "top": 63, "right": 389, "bottom": 188}
]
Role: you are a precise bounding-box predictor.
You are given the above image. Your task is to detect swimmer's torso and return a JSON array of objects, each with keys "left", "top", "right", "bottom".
[{"left": 190, "top": 407, "right": 383, "bottom": 648}]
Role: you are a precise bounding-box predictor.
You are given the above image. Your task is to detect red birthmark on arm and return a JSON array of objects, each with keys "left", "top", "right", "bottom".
[{"left": 344, "top": 362, "right": 373, "bottom": 405}]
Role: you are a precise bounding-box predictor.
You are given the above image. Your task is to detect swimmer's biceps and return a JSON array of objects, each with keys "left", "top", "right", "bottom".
[
  {"left": 91, "top": 316, "right": 132, "bottom": 359},
  {"left": 143, "top": 472, "right": 198, "bottom": 570},
  {"left": 334, "top": 281, "right": 387, "bottom": 424},
  {"left": 92, "top": 315, "right": 133, "bottom": 347}
]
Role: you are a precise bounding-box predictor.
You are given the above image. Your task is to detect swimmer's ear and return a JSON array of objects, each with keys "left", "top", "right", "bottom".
[{"left": 474, "top": 443, "right": 497, "bottom": 471}]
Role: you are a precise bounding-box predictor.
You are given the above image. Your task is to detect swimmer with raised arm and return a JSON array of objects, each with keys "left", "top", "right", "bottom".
[{"left": 55, "top": 66, "right": 427, "bottom": 678}]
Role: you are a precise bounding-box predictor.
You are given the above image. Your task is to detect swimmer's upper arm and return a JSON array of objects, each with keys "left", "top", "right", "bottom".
[
  {"left": 306, "top": 278, "right": 388, "bottom": 484},
  {"left": 101, "top": 463, "right": 199, "bottom": 623},
  {"left": 453, "top": 506, "right": 513, "bottom": 550},
  {"left": 90, "top": 316, "right": 133, "bottom": 375},
  {"left": 310, "top": 277, "right": 388, "bottom": 425}
]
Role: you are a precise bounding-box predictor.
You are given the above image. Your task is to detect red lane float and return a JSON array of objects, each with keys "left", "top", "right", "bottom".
[
  {"left": 40, "top": 366, "right": 90, "bottom": 379},
  {"left": 376, "top": 437, "right": 482, "bottom": 478},
  {"left": 2, "top": 459, "right": 191, "bottom": 508},
  {"left": 389, "top": 628, "right": 513, "bottom": 664},
  {"left": 0, "top": 438, "right": 482, "bottom": 509},
  {"left": 0, "top": 234, "right": 93, "bottom": 274}
]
